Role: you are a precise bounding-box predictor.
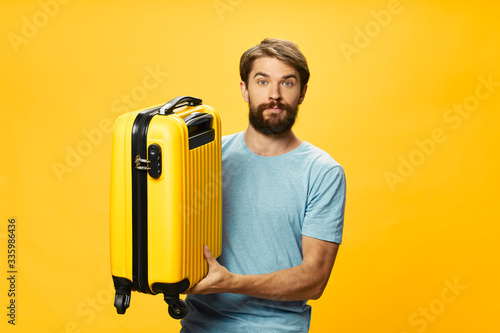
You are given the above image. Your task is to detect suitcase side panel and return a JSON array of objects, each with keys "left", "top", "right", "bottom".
[
  {"left": 110, "top": 112, "right": 140, "bottom": 282},
  {"left": 201, "top": 105, "right": 222, "bottom": 260},
  {"left": 147, "top": 115, "right": 188, "bottom": 285},
  {"left": 183, "top": 105, "right": 222, "bottom": 288}
]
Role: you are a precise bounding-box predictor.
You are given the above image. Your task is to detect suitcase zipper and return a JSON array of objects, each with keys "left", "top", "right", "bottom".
[{"left": 131, "top": 108, "right": 158, "bottom": 295}]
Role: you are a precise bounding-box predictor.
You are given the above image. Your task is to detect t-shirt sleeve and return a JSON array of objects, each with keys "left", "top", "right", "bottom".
[{"left": 301, "top": 165, "right": 346, "bottom": 244}]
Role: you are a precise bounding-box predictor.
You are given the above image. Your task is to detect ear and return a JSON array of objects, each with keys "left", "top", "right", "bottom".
[
  {"left": 298, "top": 84, "right": 308, "bottom": 105},
  {"left": 240, "top": 81, "right": 249, "bottom": 102}
]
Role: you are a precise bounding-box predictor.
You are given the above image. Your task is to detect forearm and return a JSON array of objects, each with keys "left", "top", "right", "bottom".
[
  {"left": 229, "top": 261, "right": 328, "bottom": 301},
  {"left": 186, "top": 239, "right": 339, "bottom": 301}
]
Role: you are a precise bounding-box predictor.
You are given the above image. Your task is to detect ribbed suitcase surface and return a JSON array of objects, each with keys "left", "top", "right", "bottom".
[{"left": 183, "top": 142, "right": 222, "bottom": 283}]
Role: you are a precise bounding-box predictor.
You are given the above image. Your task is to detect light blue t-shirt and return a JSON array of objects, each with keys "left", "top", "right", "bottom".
[{"left": 181, "top": 132, "right": 346, "bottom": 332}]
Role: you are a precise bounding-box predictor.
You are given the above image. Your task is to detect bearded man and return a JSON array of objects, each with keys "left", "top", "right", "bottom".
[{"left": 181, "top": 38, "right": 347, "bottom": 332}]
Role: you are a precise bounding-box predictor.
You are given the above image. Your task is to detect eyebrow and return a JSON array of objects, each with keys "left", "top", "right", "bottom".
[
  {"left": 253, "top": 72, "right": 298, "bottom": 80},
  {"left": 282, "top": 74, "right": 298, "bottom": 80},
  {"left": 253, "top": 72, "right": 269, "bottom": 78}
]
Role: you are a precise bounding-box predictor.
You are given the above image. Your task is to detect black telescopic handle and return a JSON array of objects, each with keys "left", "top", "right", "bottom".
[{"left": 159, "top": 96, "right": 202, "bottom": 115}]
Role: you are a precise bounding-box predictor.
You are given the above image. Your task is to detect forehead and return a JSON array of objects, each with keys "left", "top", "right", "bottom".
[{"left": 250, "top": 56, "right": 299, "bottom": 79}]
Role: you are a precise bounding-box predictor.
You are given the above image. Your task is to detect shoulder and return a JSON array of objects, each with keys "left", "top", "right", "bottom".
[
  {"left": 221, "top": 132, "right": 243, "bottom": 149},
  {"left": 299, "top": 142, "right": 344, "bottom": 176}
]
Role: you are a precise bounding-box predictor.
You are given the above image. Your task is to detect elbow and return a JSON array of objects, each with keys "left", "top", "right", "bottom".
[
  {"left": 308, "top": 281, "right": 328, "bottom": 300},
  {"left": 298, "top": 260, "right": 335, "bottom": 300},
  {"left": 307, "top": 270, "right": 332, "bottom": 300},
  {"left": 309, "top": 288, "right": 325, "bottom": 300}
]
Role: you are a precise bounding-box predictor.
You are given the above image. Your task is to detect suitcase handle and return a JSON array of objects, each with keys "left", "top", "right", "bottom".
[
  {"left": 159, "top": 96, "right": 202, "bottom": 115},
  {"left": 184, "top": 113, "right": 213, "bottom": 136},
  {"left": 183, "top": 112, "right": 215, "bottom": 149}
]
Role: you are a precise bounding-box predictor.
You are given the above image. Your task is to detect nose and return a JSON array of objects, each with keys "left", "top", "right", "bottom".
[{"left": 269, "top": 84, "right": 281, "bottom": 101}]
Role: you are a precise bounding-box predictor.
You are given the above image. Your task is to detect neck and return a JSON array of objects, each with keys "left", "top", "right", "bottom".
[{"left": 244, "top": 125, "right": 303, "bottom": 157}]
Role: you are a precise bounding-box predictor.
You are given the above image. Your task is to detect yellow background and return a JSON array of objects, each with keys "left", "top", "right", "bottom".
[{"left": 1, "top": 0, "right": 499, "bottom": 332}]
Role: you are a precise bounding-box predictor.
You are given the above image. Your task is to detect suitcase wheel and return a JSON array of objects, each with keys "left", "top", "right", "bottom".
[
  {"left": 164, "top": 295, "right": 188, "bottom": 319},
  {"left": 114, "top": 294, "right": 130, "bottom": 315},
  {"left": 168, "top": 299, "right": 188, "bottom": 319}
]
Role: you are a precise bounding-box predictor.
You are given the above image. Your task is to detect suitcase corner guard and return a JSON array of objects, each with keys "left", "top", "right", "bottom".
[{"left": 112, "top": 276, "right": 133, "bottom": 315}]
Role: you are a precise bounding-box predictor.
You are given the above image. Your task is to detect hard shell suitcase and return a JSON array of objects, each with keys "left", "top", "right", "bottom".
[{"left": 109, "top": 96, "right": 222, "bottom": 319}]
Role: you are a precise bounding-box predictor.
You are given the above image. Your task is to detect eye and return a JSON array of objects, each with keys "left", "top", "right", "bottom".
[
  {"left": 283, "top": 81, "right": 293, "bottom": 87},
  {"left": 257, "top": 80, "right": 267, "bottom": 85}
]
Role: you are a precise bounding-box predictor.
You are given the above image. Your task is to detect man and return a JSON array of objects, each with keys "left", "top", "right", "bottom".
[{"left": 180, "top": 38, "right": 346, "bottom": 332}]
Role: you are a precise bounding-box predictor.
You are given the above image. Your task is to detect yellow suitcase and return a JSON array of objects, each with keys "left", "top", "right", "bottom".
[{"left": 109, "top": 96, "right": 222, "bottom": 319}]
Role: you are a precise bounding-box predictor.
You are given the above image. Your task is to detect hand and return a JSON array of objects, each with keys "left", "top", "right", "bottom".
[{"left": 185, "top": 245, "right": 234, "bottom": 295}]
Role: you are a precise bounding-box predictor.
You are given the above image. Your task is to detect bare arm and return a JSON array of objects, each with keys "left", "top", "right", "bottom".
[{"left": 186, "top": 235, "right": 339, "bottom": 301}]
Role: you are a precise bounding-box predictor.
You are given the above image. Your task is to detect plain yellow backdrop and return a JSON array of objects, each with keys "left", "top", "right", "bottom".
[{"left": 1, "top": 0, "right": 499, "bottom": 332}]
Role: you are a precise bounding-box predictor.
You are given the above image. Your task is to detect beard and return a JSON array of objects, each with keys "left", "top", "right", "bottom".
[{"left": 248, "top": 98, "right": 299, "bottom": 136}]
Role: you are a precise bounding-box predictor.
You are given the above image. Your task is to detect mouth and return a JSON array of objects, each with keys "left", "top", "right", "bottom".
[
  {"left": 264, "top": 103, "right": 286, "bottom": 113},
  {"left": 265, "top": 108, "right": 283, "bottom": 113}
]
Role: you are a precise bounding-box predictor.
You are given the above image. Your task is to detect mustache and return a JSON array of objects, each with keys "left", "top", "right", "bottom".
[
  {"left": 267, "top": 100, "right": 287, "bottom": 109},
  {"left": 256, "top": 100, "right": 291, "bottom": 113}
]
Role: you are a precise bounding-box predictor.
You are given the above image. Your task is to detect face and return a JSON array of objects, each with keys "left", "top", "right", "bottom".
[{"left": 241, "top": 57, "right": 307, "bottom": 135}]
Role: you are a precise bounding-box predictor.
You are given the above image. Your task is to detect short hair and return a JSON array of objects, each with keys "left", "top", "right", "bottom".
[{"left": 240, "top": 38, "right": 310, "bottom": 91}]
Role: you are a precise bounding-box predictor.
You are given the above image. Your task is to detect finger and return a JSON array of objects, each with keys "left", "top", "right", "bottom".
[
  {"left": 185, "top": 283, "right": 201, "bottom": 294},
  {"left": 185, "top": 274, "right": 208, "bottom": 293},
  {"left": 203, "top": 245, "right": 216, "bottom": 264}
]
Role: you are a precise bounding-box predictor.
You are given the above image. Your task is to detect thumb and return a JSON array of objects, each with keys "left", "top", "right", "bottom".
[{"left": 203, "top": 245, "right": 216, "bottom": 265}]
